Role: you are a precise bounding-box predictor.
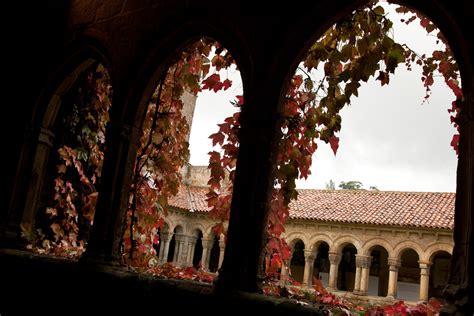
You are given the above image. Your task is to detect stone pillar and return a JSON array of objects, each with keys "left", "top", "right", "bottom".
[
  {"left": 20, "top": 128, "right": 55, "bottom": 240},
  {"left": 419, "top": 261, "right": 432, "bottom": 302},
  {"left": 327, "top": 252, "right": 342, "bottom": 291},
  {"left": 354, "top": 255, "right": 364, "bottom": 294},
  {"left": 158, "top": 232, "right": 172, "bottom": 264},
  {"left": 280, "top": 260, "right": 289, "bottom": 286},
  {"left": 359, "top": 256, "right": 372, "bottom": 295},
  {"left": 441, "top": 92, "right": 474, "bottom": 314},
  {"left": 218, "top": 239, "right": 226, "bottom": 269},
  {"left": 186, "top": 236, "right": 197, "bottom": 267},
  {"left": 387, "top": 258, "right": 401, "bottom": 299},
  {"left": 303, "top": 250, "right": 317, "bottom": 287},
  {"left": 177, "top": 234, "right": 190, "bottom": 267},
  {"left": 200, "top": 238, "right": 213, "bottom": 271}
]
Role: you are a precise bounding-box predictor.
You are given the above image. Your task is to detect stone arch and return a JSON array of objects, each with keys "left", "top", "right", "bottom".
[
  {"left": 424, "top": 243, "right": 453, "bottom": 262},
  {"left": 18, "top": 42, "right": 114, "bottom": 240},
  {"left": 31, "top": 39, "right": 113, "bottom": 130},
  {"left": 161, "top": 219, "right": 173, "bottom": 233},
  {"left": 189, "top": 223, "right": 206, "bottom": 237},
  {"left": 361, "top": 237, "right": 394, "bottom": 256},
  {"left": 308, "top": 233, "right": 333, "bottom": 252},
  {"left": 393, "top": 240, "right": 424, "bottom": 260},
  {"left": 122, "top": 29, "right": 249, "bottom": 134},
  {"left": 285, "top": 232, "right": 310, "bottom": 249},
  {"left": 332, "top": 235, "right": 362, "bottom": 253}
]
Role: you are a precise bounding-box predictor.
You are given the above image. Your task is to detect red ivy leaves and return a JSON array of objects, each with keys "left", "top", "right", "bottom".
[{"left": 329, "top": 136, "right": 339, "bottom": 155}]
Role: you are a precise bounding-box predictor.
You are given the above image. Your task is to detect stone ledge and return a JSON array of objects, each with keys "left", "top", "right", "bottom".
[{"left": 0, "top": 249, "right": 323, "bottom": 315}]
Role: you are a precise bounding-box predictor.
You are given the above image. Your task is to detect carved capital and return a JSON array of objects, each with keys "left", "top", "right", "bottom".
[
  {"left": 387, "top": 258, "right": 401, "bottom": 270},
  {"left": 328, "top": 252, "right": 341, "bottom": 265},
  {"left": 38, "top": 127, "right": 55, "bottom": 147},
  {"left": 201, "top": 238, "right": 214, "bottom": 248},
  {"left": 174, "top": 233, "right": 186, "bottom": 243},
  {"left": 304, "top": 250, "right": 317, "bottom": 262},
  {"left": 418, "top": 261, "right": 432, "bottom": 275},
  {"left": 160, "top": 232, "right": 172, "bottom": 242},
  {"left": 356, "top": 255, "right": 372, "bottom": 269},
  {"left": 218, "top": 240, "right": 226, "bottom": 249},
  {"left": 187, "top": 236, "right": 197, "bottom": 244}
]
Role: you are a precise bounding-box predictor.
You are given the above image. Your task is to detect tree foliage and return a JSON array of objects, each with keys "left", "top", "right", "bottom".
[{"left": 339, "top": 181, "right": 364, "bottom": 190}]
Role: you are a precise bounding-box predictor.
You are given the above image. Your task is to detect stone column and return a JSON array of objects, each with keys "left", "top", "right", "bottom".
[
  {"left": 303, "top": 250, "right": 317, "bottom": 287},
  {"left": 200, "top": 238, "right": 213, "bottom": 271},
  {"left": 354, "top": 255, "right": 364, "bottom": 294},
  {"left": 419, "top": 261, "right": 432, "bottom": 302},
  {"left": 327, "top": 252, "right": 342, "bottom": 291},
  {"left": 387, "top": 258, "right": 401, "bottom": 298},
  {"left": 20, "top": 128, "right": 55, "bottom": 239},
  {"left": 280, "top": 260, "right": 289, "bottom": 286},
  {"left": 158, "top": 232, "right": 172, "bottom": 264},
  {"left": 218, "top": 239, "right": 226, "bottom": 269},
  {"left": 359, "top": 256, "right": 372, "bottom": 295},
  {"left": 178, "top": 234, "right": 190, "bottom": 267},
  {"left": 186, "top": 236, "right": 197, "bottom": 267}
]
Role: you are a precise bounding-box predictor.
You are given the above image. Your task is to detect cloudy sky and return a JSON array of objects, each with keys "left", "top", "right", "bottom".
[{"left": 188, "top": 3, "right": 458, "bottom": 193}]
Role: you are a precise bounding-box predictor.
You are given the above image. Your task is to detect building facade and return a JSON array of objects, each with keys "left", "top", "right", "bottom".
[{"left": 162, "top": 167, "right": 454, "bottom": 303}]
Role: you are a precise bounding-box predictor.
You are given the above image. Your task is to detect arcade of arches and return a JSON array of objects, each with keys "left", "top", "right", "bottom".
[
  {"left": 1, "top": 0, "right": 473, "bottom": 315},
  {"left": 166, "top": 168, "right": 454, "bottom": 303}
]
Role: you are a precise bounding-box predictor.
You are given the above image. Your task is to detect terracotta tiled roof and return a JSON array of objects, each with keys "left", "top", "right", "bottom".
[
  {"left": 168, "top": 186, "right": 455, "bottom": 229},
  {"left": 169, "top": 185, "right": 210, "bottom": 213}
]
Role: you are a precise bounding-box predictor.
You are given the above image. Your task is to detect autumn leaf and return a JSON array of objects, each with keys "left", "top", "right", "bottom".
[
  {"left": 450, "top": 134, "right": 459, "bottom": 155},
  {"left": 329, "top": 136, "right": 339, "bottom": 155},
  {"left": 209, "top": 132, "right": 225, "bottom": 146}
]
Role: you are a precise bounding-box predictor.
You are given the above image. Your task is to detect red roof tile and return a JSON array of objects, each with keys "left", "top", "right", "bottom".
[{"left": 168, "top": 186, "right": 455, "bottom": 229}]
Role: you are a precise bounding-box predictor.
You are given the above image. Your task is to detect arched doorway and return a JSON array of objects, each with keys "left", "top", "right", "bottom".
[
  {"left": 192, "top": 229, "right": 204, "bottom": 268},
  {"left": 368, "top": 246, "right": 389, "bottom": 297},
  {"left": 208, "top": 235, "right": 220, "bottom": 272},
  {"left": 429, "top": 251, "right": 451, "bottom": 300},
  {"left": 398, "top": 248, "right": 420, "bottom": 301},
  {"left": 337, "top": 244, "right": 357, "bottom": 291},
  {"left": 313, "top": 242, "right": 330, "bottom": 287},
  {"left": 289, "top": 239, "right": 305, "bottom": 284}
]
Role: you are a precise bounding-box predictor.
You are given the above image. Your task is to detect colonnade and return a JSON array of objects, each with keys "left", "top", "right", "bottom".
[
  {"left": 157, "top": 231, "right": 225, "bottom": 271},
  {"left": 284, "top": 247, "right": 437, "bottom": 301}
]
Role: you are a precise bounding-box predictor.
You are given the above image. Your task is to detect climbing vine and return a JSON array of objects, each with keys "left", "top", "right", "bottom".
[
  {"left": 26, "top": 63, "right": 112, "bottom": 257},
  {"left": 28, "top": 3, "right": 462, "bottom": 297}
]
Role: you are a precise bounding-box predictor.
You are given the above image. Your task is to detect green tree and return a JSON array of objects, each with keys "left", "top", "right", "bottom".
[{"left": 339, "top": 181, "right": 364, "bottom": 190}]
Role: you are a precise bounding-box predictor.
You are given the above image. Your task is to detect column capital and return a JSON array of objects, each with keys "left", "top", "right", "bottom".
[
  {"left": 356, "top": 255, "right": 372, "bottom": 269},
  {"left": 38, "top": 127, "right": 55, "bottom": 147},
  {"left": 328, "top": 252, "right": 342, "bottom": 265},
  {"left": 201, "top": 238, "right": 214, "bottom": 248},
  {"left": 304, "top": 250, "right": 317, "bottom": 261},
  {"left": 160, "top": 232, "right": 172, "bottom": 242},
  {"left": 418, "top": 261, "right": 432, "bottom": 275},
  {"left": 387, "top": 257, "right": 401, "bottom": 270},
  {"left": 187, "top": 236, "right": 198, "bottom": 244},
  {"left": 174, "top": 233, "right": 186, "bottom": 242}
]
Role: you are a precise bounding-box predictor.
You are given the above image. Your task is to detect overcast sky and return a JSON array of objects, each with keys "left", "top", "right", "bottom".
[{"left": 188, "top": 3, "right": 458, "bottom": 193}]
